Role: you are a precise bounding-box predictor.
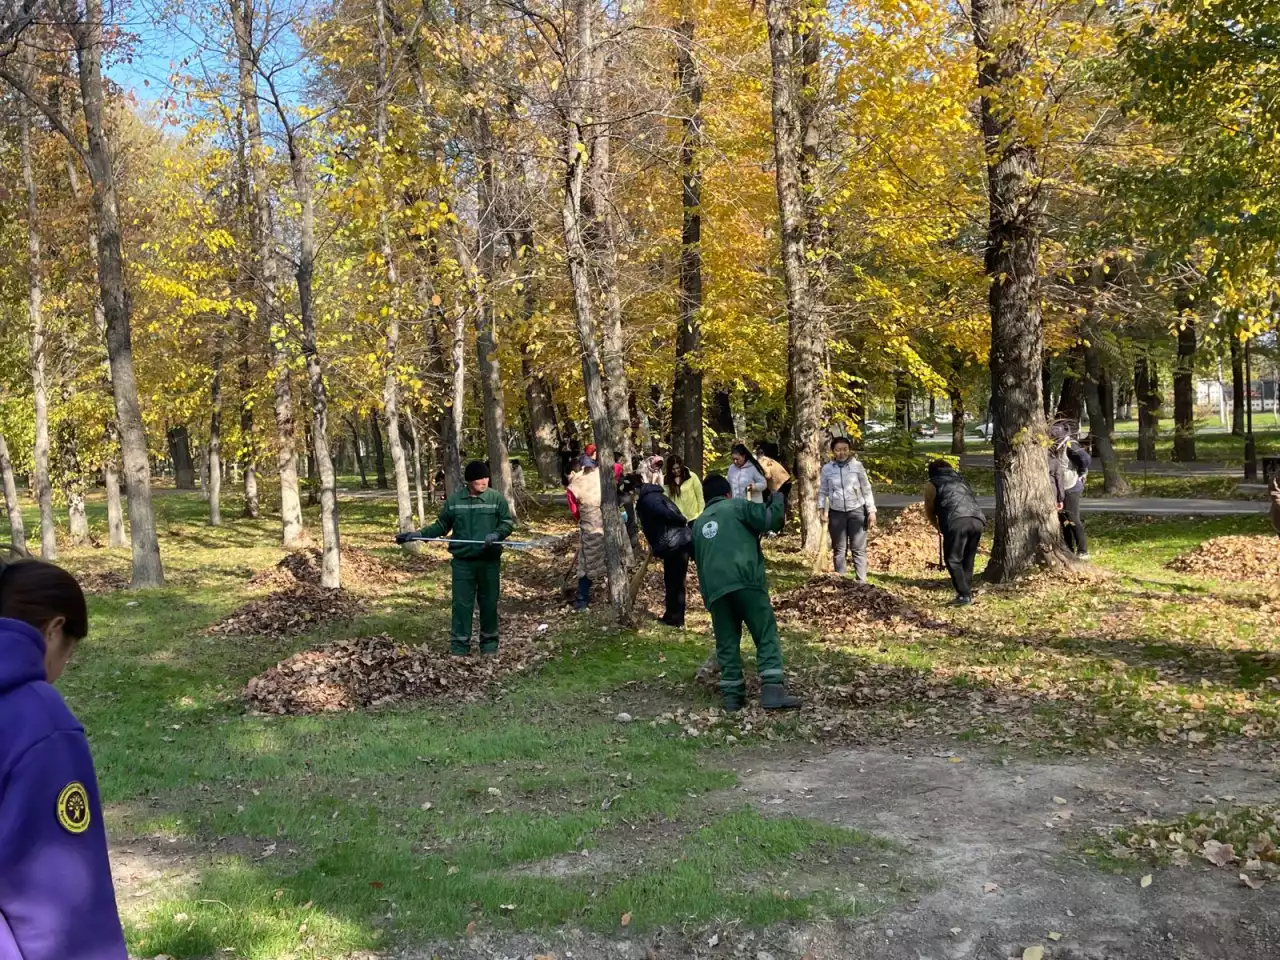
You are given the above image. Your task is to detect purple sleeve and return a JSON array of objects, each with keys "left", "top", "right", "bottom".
[{"left": 0, "top": 730, "right": 127, "bottom": 960}]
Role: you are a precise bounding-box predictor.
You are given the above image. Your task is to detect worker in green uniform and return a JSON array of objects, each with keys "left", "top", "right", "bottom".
[
  {"left": 398, "top": 461, "right": 513, "bottom": 656},
  {"left": 692, "top": 473, "right": 801, "bottom": 712}
]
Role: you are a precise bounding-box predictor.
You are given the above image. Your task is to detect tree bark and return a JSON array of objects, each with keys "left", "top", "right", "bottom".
[
  {"left": 61, "top": 425, "right": 90, "bottom": 547},
  {"left": 559, "top": 0, "right": 633, "bottom": 616},
  {"left": 103, "top": 432, "right": 125, "bottom": 548},
  {"left": 238, "top": 329, "right": 260, "bottom": 518},
  {"left": 1135, "top": 356, "right": 1159, "bottom": 461},
  {"left": 1083, "top": 335, "right": 1129, "bottom": 495},
  {"left": 284, "top": 131, "right": 341, "bottom": 588},
  {"left": 169, "top": 426, "right": 197, "bottom": 489},
  {"left": 21, "top": 100, "right": 55, "bottom": 560},
  {"left": 672, "top": 11, "right": 705, "bottom": 473},
  {"left": 1230, "top": 335, "right": 1245, "bottom": 436},
  {"left": 208, "top": 349, "right": 223, "bottom": 525},
  {"left": 0, "top": 433, "right": 27, "bottom": 554},
  {"left": 1041, "top": 348, "right": 1053, "bottom": 417},
  {"left": 973, "top": 0, "right": 1069, "bottom": 582},
  {"left": 765, "top": 0, "right": 822, "bottom": 552},
  {"left": 1173, "top": 316, "right": 1196, "bottom": 461}
]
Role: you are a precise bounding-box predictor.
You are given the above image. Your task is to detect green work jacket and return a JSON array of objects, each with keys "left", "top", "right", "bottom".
[
  {"left": 692, "top": 494, "right": 785, "bottom": 605},
  {"left": 420, "top": 488, "right": 513, "bottom": 560}
]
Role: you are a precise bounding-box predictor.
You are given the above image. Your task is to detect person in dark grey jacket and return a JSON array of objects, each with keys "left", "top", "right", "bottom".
[
  {"left": 818, "top": 436, "right": 876, "bottom": 580},
  {"left": 635, "top": 459, "right": 693, "bottom": 626},
  {"left": 923, "top": 460, "right": 986, "bottom": 605}
]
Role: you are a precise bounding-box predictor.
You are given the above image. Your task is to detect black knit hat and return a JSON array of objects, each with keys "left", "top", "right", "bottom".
[
  {"left": 703, "top": 473, "right": 731, "bottom": 501},
  {"left": 464, "top": 460, "right": 491, "bottom": 482}
]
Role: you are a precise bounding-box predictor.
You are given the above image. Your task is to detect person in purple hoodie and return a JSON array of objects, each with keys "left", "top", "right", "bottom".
[{"left": 0, "top": 557, "right": 127, "bottom": 959}]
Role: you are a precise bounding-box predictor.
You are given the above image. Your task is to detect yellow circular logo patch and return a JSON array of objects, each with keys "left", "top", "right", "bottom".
[{"left": 56, "top": 782, "right": 91, "bottom": 835}]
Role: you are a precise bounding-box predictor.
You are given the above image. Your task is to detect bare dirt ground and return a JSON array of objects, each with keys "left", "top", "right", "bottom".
[{"left": 378, "top": 741, "right": 1280, "bottom": 960}]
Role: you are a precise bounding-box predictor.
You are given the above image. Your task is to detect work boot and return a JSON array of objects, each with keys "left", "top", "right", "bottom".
[
  {"left": 760, "top": 683, "right": 801, "bottom": 710},
  {"left": 722, "top": 691, "right": 746, "bottom": 713},
  {"left": 949, "top": 594, "right": 972, "bottom": 607}
]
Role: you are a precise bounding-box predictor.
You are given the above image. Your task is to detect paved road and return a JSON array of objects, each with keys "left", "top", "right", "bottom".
[
  {"left": 955, "top": 454, "right": 1248, "bottom": 478},
  {"left": 877, "top": 494, "right": 1268, "bottom": 516}
]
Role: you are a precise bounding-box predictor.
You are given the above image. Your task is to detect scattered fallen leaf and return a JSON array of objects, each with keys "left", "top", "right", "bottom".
[
  {"left": 1023, "top": 947, "right": 1044, "bottom": 960},
  {"left": 1140, "top": 874, "right": 1152, "bottom": 888},
  {"left": 1203, "top": 839, "right": 1236, "bottom": 868},
  {"left": 1048, "top": 932, "right": 1062, "bottom": 941},
  {"left": 982, "top": 882, "right": 999, "bottom": 894},
  {"left": 621, "top": 911, "right": 631, "bottom": 927},
  {"left": 465, "top": 921, "right": 476, "bottom": 937}
]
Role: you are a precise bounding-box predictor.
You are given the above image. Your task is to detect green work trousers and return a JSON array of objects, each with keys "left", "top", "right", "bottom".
[
  {"left": 451, "top": 557, "right": 500, "bottom": 654},
  {"left": 708, "top": 587, "right": 784, "bottom": 695}
]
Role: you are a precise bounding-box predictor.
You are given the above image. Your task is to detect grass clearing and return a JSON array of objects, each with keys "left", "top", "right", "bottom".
[{"left": 6, "top": 489, "right": 1279, "bottom": 957}]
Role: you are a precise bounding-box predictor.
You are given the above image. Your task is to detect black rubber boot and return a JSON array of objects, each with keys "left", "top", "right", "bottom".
[
  {"left": 722, "top": 692, "right": 746, "bottom": 713},
  {"left": 760, "top": 683, "right": 801, "bottom": 710}
]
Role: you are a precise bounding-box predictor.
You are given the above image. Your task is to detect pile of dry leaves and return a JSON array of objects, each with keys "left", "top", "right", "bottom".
[
  {"left": 867, "top": 503, "right": 946, "bottom": 574},
  {"left": 1167, "top": 535, "right": 1280, "bottom": 585},
  {"left": 78, "top": 570, "right": 130, "bottom": 595},
  {"left": 251, "top": 547, "right": 430, "bottom": 594},
  {"left": 208, "top": 583, "right": 364, "bottom": 637},
  {"left": 774, "top": 575, "right": 944, "bottom": 636},
  {"left": 244, "top": 618, "right": 555, "bottom": 714}
]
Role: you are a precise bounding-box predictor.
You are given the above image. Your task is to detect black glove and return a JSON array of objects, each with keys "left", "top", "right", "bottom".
[
  {"left": 484, "top": 532, "right": 501, "bottom": 544},
  {"left": 395, "top": 531, "right": 415, "bottom": 545},
  {"left": 777, "top": 480, "right": 793, "bottom": 500}
]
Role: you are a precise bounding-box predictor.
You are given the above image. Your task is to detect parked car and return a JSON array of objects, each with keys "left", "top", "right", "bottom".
[
  {"left": 915, "top": 422, "right": 938, "bottom": 438},
  {"left": 972, "top": 421, "right": 996, "bottom": 439}
]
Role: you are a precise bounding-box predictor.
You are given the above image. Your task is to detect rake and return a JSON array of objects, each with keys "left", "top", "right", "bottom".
[{"left": 399, "top": 534, "right": 570, "bottom": 552}]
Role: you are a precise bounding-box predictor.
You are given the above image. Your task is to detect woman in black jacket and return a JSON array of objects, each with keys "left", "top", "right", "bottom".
[{"left": 635, "top": 457, "right": 693, "bottom": 626}]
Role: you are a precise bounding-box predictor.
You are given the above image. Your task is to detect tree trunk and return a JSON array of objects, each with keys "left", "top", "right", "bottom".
[
  {"left": 349, "top": 418, "right": 369, "bottom": 488},
  {"left": 672, "top": 12, "right": 705, "bottom": 473},
  {"left": 1041, "top": 348, "right": 1053, "bottom": 417},
  {"left": 1231, "top": 335, "right": 1245, "bottom": 436},
  {"left": 582, "top": 26, "right": 633, "bottom": 466},
  {"left": 238, "top": 337, "right": 260, "bottom": 518},
  {"left": 208, "top": 350, "right": 223, "bottom": 525},
  {"left": 449, "top": 301, "right": 467, "bottom": 474},
  {"left": 949, "top": 387, "right": 966, "bottom": 455},
  {"left": 559, "top": 0, "right": 633, "bottom": 616},
  {"left": 765, "top": 0, "right": 822, "bottom": 552},
  {"left": 285, "top": 138, "right": 341, "bottom": 588},
  {"left": 407, "top": 409, "right": 426, "bottom": 524},
  {"left": 474, "top": 120, "right": 516, "bottom": 515},
  {"left": 894, "top": 373, "right": 911, "bottom": 429},
  {"left": 0, "top": 433, "right": 27, "bottom": 553},
  {"left": 169, "top": 426, "right": 197, "bottom": 489},
  {"left": 1083, "top": 335, "right": 1129, "bottom": 495},
  {"left": 1055, "top": 345, "right": 1084, "bottom": 426},
  {"left": 61, "top": 427, "right": 90, "bottom": 547},
  {"left": 1173, "top": 316, "right": 1196, "bottom": 461},
  {"left": 511, "top": 226, "right": 562, "bottom": 486},
  {"left": 369, "top": 411, "right": 388, "bottom": 488},
  {"left": 103, "top": 431, "right": 125, "bottom": 548},
  {"left": 973, "top": 0, "right": 1069, "bottom": 582},
  {"left": 230, "top": 0, "right": 301, "bottom": 546},
  {"left": 21, "top": 102, "right": 55, "bottom": 560},
  {"left": 374, "top": 0, "right": 414, "bottom": 536},
  {"left": 1135, "top": 356, "right": 1160, "bottom": 461}
]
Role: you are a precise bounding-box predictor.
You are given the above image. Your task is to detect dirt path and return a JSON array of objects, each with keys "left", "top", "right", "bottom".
[{"left": 402, "top": 742, "right": 1280, "bottom": 960}]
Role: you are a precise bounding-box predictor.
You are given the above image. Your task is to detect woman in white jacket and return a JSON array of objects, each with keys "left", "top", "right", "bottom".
[
  {"left": 819, "top": 436, "right": 876, "bottom": 581},
  {"left": 727, "top": 443, "right": 767, "bottom": 503}
]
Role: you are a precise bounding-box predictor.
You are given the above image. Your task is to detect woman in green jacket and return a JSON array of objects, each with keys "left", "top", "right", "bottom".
[{"left": 665, "top": 455, "right": 704, "bottom": 521}]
